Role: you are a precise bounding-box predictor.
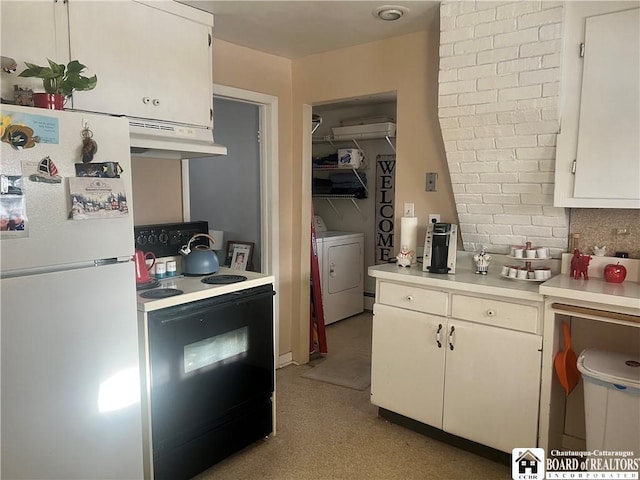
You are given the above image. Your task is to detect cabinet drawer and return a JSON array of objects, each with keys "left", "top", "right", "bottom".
[
  {"left": 378, "top": 282, "right": 447, "bottom": 316},
  {"left": 451, "top": 294, "right": 540, "bottom": 334}
]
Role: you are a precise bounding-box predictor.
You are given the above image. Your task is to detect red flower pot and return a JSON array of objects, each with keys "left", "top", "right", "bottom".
[{"left": 33, "top": 93, "right": 65, "bottom": 110}]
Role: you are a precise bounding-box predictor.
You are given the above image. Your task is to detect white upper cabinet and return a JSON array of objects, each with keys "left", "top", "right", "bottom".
[
  {"left": 0, "top": 1, "right": 70, "bottom": 102},
  {"left": 68, "top": 1, "right": 213, "bottom": 127},
  {"left": 555, "top": 3, "right": 640, "bottom": 208},
  {"left": 1, "top": 1, "right": 213, "bottom": 128}
]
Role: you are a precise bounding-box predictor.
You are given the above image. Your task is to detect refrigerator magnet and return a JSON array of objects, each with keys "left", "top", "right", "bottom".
[
  {"left": 75, "top": 162, "right": 122, "bottom": 178},
  {"left": 28, "top": 156, "right": 62, "bottom": 184},
  {"left": 68, "top": 177, "right": 129, "bottom": 220}
]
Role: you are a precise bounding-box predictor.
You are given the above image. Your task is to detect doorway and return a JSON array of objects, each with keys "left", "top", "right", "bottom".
[{"left": 181, "top": 84, "right": 280, "bottom": 362}]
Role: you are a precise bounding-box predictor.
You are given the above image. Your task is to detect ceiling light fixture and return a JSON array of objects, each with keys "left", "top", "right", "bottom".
[{"left": 373, "top": 5, "right": 408, "bottom": 21}]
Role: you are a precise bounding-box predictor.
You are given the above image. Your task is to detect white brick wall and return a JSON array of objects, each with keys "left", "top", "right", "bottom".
[{"left": 438, "top": 0, "right": 569, "bottom": 254}]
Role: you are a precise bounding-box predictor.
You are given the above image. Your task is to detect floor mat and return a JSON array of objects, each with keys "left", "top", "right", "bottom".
[{"left": 301, "top": 349, "right": 371, "bottom": 391}]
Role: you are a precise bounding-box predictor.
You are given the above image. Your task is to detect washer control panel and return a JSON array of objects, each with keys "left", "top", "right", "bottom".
[{"left": 134, "top": 221, "right": 209, "bottom": 257}]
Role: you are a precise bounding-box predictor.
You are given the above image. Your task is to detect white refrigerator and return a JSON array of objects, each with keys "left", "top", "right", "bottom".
[{"left": 0, "top": 105, "right": 144, "bottom": 479}]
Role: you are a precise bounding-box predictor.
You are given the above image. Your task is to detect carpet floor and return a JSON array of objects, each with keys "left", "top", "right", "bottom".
[{"left": 194, "top": 312, "right": 511, "bottom": 480}]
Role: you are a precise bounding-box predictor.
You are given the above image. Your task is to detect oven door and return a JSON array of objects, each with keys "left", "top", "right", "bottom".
[{"left": 147, "top": 285, "right": 274, "bottom": 454}]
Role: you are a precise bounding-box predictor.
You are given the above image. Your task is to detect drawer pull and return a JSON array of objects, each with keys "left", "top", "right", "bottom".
[
  {"left": 487, "top": 309, "right": 496, "bottom": 317},
  {"left": 448, "top": 325, "right": 455, "bottom": 351},
  {"left": 406, "top": 295, "right": 413, "bottom": 301},
  {"left": 436, "top": 324, "right": 443, "bottom": 348}
]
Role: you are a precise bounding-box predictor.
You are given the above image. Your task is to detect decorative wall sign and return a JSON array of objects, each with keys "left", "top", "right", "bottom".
[
  {"left": 68, "top": 177, "right": 128, "bottom": 220},
  {"left": 375, "top": 154, "right": 396, "bottom": 264}
]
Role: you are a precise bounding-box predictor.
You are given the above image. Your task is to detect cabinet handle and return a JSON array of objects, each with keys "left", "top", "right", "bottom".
[
  {"left": 329, "top": 263, "right": 336, "bottom": 277},
  {"left": 487, "top": 309, "right": 496, "bottom": 317},
  {"left": 406, "top": 295, "right": 413, "bottom": 301},
  {"left": 436, "top": 324, "right": 443, "bottom": 348},
  {"left": 142, "top": 97, "right": 151, "bottom": 105},
  {"left": 152, "top": 98, "right": 161, "bottom": 106},
  {"left": 448, "top": 325, "right": 455, "bottom": 351}
]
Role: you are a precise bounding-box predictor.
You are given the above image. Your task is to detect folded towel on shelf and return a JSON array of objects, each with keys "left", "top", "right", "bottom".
[
  {"left": 330, "top": 172, "right": 366, "bottom": 186},
  {"left": 312, "top": 154, "right": 338, "bottom": 167}
]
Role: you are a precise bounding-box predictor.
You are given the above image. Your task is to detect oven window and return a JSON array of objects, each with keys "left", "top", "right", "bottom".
[{"left": 184, "top": 326, "right": 248, "bottom": 374}]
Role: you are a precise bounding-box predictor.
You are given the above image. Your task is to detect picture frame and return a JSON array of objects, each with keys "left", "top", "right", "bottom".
[{"left": 226, "top": 241, "right": 254, "bottom": 271}]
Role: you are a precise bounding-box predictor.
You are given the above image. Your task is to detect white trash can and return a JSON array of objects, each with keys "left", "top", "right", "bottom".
[{"left": 576, "top": 348, "right": 640, "bottom": 453}]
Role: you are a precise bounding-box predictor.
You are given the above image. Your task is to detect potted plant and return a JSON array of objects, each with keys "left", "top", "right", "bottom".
[{"left": 18, "top": 59, "right": 97, "bottom": 110}]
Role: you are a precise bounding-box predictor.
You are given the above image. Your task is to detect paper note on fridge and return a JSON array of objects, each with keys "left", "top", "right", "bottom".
[{"left": 68, "top": 177, "right": 129, "bottom": 220}]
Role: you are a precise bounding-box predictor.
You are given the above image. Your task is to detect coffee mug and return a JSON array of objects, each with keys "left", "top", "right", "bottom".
[
  {"left": 517, "top": 268, "right": 528, "bottom": 279},
  {"left": 513, "top": 248, "right": 524, "bottom": 258},
  {"left": 155, "top": 262, "right": 166, "bottom": 279},
  {"left": 536, "top": 247, "right": 549, "bottom": 258},
  {"left": 525, "top": 249, "right": 537, "bottom": 259},
  {"left": 508, "top": 267, "right": 518, "bottom": 278},
  {"left": 167, "top": 260, "right": 177, "bottom": 276}
]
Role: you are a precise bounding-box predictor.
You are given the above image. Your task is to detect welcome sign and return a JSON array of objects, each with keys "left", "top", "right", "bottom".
[{"left": 375, "top": 154, "right": 396, "bottom": 263}]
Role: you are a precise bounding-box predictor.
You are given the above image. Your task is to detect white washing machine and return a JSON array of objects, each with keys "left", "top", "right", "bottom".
[{"left": 314, "top": 216, "right": 364, "bottom": 325}]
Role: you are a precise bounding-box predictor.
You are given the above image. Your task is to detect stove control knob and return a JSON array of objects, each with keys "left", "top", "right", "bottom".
[
  {"left": 136, "top": 234, "right": 147, "bottom": 245},
  {"left": 159, "top": 232, "right": 169, "bottom": 244},
  {"left": 148, "top": 234, "right": 157, "bottom": 245}
]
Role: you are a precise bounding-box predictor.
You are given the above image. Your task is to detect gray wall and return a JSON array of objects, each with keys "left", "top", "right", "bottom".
[{"left": 189, "top": 97, "right": 261, "bottom": 270}]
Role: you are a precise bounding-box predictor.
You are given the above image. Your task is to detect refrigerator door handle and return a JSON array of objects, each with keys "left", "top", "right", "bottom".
[
  {"left": 1, "top": 257, "right": 132, "bottom": 279},
  {"left": 96, "top": 257, "right": 132, "bottom": 265}
]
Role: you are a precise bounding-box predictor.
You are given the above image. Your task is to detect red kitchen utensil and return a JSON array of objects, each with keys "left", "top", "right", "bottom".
[{"left": 554, "top": 321, "right": 581, "bottom": 396}]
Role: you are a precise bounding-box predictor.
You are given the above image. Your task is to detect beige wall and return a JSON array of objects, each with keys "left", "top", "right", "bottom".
[
  {"left": 212, "top": 40, "right": 297, "bottom": 360},
  {"left": 291, "top": 29, "right": 455, "bottom": 362},
  {"left": 131, "top": 158, "right": 183, "bottom": 224}
]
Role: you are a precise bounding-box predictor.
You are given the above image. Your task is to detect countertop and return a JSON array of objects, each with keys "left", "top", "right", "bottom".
[
  {"left": 368, "top": 261, "right": 544, "bottom": 302},
  {"left": 539, "top": 274, "right": 640, "bottom": 311},
  {"left": 369, "top": 253, "right": 640, "bottom": 312},
  {"left": 136, "top": 268, "right": 275, "bottom": 312}
]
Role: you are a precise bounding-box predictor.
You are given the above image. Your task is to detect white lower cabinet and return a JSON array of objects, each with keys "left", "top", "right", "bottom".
[
  {"left": 442, "top": 319, "right": 542, "bottom": 452},
  {"left": 371, "top": 283, "right": 543, "bottom": 453},
  {"left": 371, "top": 304, "right": 445, "bottom": 427}
]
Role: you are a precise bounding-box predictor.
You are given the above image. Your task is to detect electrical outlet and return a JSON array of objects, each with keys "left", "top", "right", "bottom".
[
  {"left": 429, "top": 214, "right": 440, "bottom": 224},
  {"left": 403, "top": 203, "right": 415, "bottom": 217},
  {"left": 616, "top": 228, "right": 629, "bottom": 235}
]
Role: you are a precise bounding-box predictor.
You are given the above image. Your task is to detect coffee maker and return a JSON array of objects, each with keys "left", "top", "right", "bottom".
[{"left": 422, "top": 221, "right": 457, "bottom": 274}]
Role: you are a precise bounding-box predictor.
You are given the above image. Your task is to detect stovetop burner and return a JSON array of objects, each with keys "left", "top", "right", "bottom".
[
  {"left": 136, "top": 279, "right": 161, "bottom": 290},
  {"left": 139, "top": 288, "right": 184, "bottom": 299},
  {"left": 201, "top": 274, "right": 248, "bottom": 285}
]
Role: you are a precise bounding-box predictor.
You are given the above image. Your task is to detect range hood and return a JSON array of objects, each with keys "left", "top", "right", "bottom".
[{"left": 128, "top": 119, "right": 227, "bottom": 159}]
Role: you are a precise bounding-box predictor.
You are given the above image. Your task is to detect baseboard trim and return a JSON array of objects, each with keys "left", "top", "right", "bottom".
[{"left": 278, "top": 352, "right": 293, "bottom": 368}]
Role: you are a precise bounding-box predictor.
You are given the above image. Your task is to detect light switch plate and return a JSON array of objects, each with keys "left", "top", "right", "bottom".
[
  {"left": 403, "top": 203, "right": 415, "bottom": 217},
  {"left": 426, "top": 172, "right": 437, "bottom": 192}
]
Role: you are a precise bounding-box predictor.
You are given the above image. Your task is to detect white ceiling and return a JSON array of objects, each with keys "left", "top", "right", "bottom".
[{"left": 179, "top": 1, "right": 441, "bottom": 59}]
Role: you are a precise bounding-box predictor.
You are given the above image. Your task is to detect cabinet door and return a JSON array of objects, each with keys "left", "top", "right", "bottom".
[
  {"left": 573, "top": 8, "right": 639, "bottom": 200},
  {"left": 443, "top": 319, "right": 542, "bottom": 452},
  {"left": 0, "top": 1, "right": 69, "bottom": 102},
  {"left": 67, "top": 1, "right": 212, "bottom": 127},
  {"left": 554, "top": 3, "right": 640, "bottom": 208},
  {"left": 371, "top": 303, "right": 445, "bottom": 428}
]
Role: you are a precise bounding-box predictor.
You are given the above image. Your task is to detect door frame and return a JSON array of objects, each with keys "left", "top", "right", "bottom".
[{"left": 181, "top": 84, "right": 281, "bottom": 363}]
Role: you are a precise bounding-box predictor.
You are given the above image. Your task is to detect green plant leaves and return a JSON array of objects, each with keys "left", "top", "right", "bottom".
[{"left": 18, "top": 58, "right": 97, "bottom": 97}]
